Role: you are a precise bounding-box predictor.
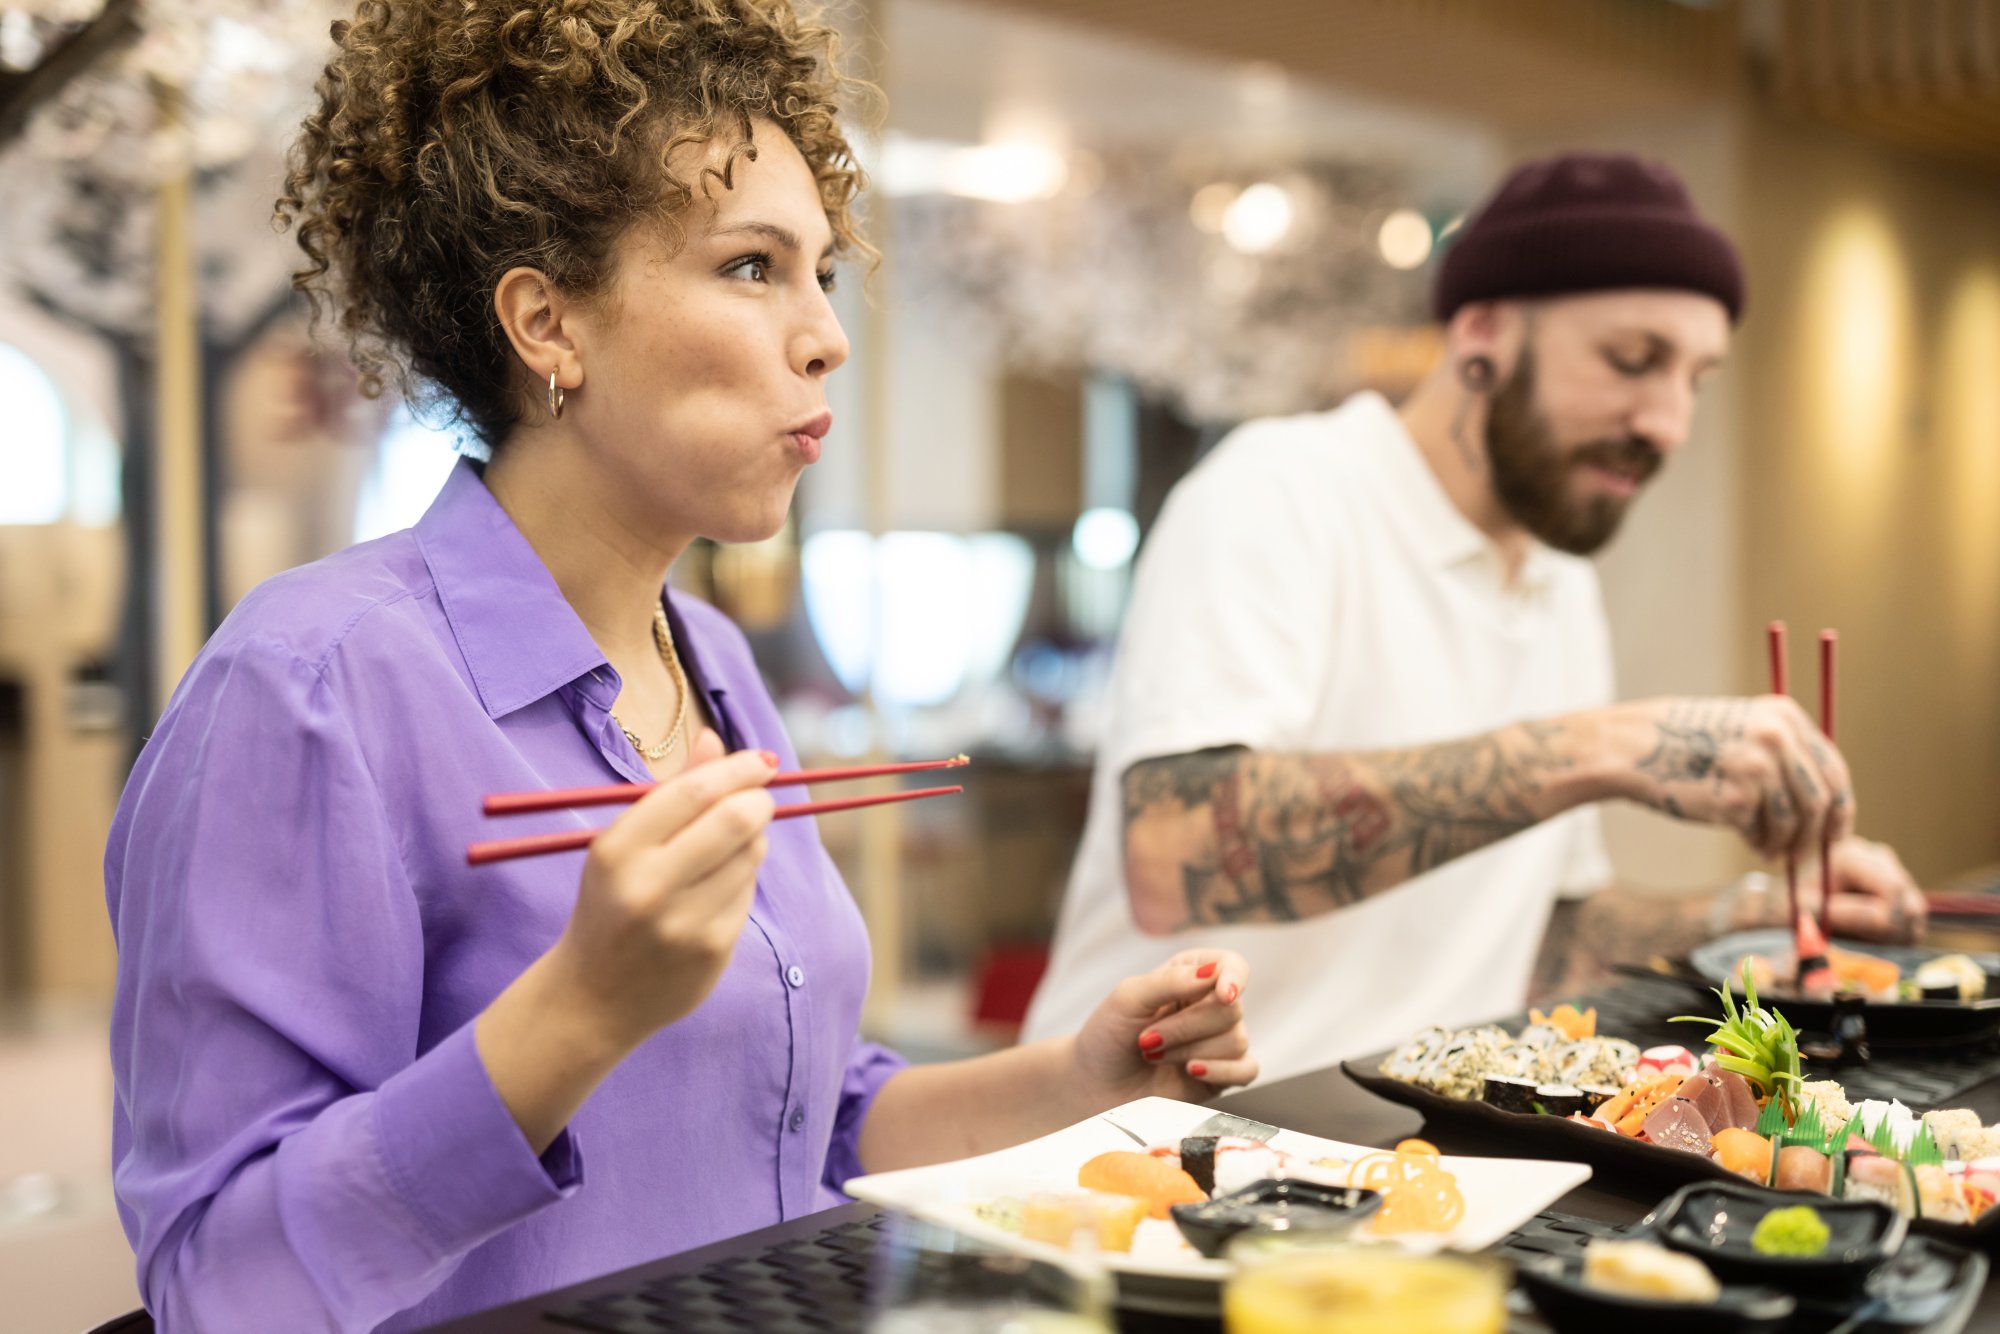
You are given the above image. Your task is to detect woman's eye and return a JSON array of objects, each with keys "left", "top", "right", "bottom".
[
  {"left": 729, "top": 255, "right": 772, "bottom": 282},
  {"left": 1606, "top": 351, "right": 1653, "bottom": 377},
  {"left": 817, "top": 269, "right": 837, "bottom": 293}
]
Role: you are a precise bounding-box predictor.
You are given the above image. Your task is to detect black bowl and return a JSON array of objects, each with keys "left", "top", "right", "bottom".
[
  {"left": 1648, "top": 1180, "right": 1906, "bottom": 1294},
  {"left": 1514, "top": 1252, "right": 1795, "bottom": 1334},
  {"left": 1168, "top": 1179, "right": 1381, "bottom": 1259}
]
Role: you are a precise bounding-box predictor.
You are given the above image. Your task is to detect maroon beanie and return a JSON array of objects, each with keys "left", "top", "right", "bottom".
[{"left": 1433, "top": 152, "right": 1745, "bottom": 324}]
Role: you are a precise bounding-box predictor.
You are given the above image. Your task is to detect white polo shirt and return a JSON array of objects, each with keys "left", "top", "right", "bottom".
[{"left": 1021, "top": 392, "right": 1616, "bottom": 1083}]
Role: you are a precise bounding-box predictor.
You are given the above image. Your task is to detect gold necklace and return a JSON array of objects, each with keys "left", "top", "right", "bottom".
[{"left": 612, "top": 607, "right": 689, "bottom": 762}]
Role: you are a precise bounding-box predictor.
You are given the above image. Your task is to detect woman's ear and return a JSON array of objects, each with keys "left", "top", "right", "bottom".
[{"left": 494, "top": 267, "right": 582, "bottom": 397}]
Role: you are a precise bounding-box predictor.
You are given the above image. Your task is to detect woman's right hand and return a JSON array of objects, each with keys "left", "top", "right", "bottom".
[{"left": 551, "top": 730, "right": 778, "bottom": 1048}]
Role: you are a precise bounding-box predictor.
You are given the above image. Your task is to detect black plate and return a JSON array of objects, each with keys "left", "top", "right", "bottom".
[
  {"left": 1168, "top": 1179, "right": 1381, "bottom": 1258},
  {"left": 1681, "top": 932, "right": 2000, "bottom": 1047},
  {"left": 1340, "top": 1058, "right": 2000, "bottom": 1246},
  {"left": 1515, "top": 1251, "right": 1795, "bottom": 1334},
  {"left": 1649, "top": 1181, "right": 1906, "bottom": 1293}
]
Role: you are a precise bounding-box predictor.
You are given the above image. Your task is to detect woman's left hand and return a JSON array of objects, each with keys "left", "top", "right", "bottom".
[{"left": 1070, "top": 950, "right": 1256, "bottom": 1104}]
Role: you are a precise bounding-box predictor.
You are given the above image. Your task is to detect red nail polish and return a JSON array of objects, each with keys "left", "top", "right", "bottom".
[
  {"left": 1195, "top": 962, "right": 1217, "bottom": 980},
  {"left": 1188, "top": 1062, "right": 1208, "bottom": 1078},
  {"left": 1138, "top": 1029, "right": 1165, "bottom": 1051},
  {"left": 1144, "top": 1049, "right": 1162, "bottom": 1062},
  {"left": 758, "top": 750, "right": 780, "bottom": 766}
]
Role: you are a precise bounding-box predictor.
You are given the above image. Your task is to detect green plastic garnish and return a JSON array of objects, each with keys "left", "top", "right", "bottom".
[
  {"left": 1751, "top": 1205, "right": 1831, "bottom": 1257},
  {"left": 1672, "top": 964, "right": 1805, "bottom": 1119},
  {"left": 1907, "top": 1123, "right": 1943, "bottom": 1168}
]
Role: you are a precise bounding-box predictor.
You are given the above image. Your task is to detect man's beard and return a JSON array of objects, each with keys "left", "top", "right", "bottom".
[{"left": 1483, "top": 348, "right": 1664, "bottom": 556}]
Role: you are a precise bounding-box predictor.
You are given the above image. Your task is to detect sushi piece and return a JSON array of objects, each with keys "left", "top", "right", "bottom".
[
  {"left": 1711, "top": 1128, "right": 1774, "bottom": 1183},
  {"left": 1775, "top": 1144, "right": 1833, "bottom": 1193},
  {"left": 1581, "top": 1085, "right": 1621, "bottom": 1112},
  {"left": 1482, "top": 1076, "right": 1539, "bottom": 1115},
  {"left": 1582, "top": 1240, "right": 1720, "bottom": 1302},
  {"left": 1642, "top": 1097, "right": 1715, "bottom": 1157},
  {"left": 1915, "top": 955, "right": 1988, "bottom": 1002},
  {"left": 1922, "top": 1108, "right": 1983, "bottom": 1160},
  {"left": 1212, "top": 1141, "right": 1291, "bottom": 1196},
  {"left": 1841, "top": 1151, "right": 1914, "bottom": 1214},
  {"left": 1179, "top": 1136, "right": 1221, "bottom": 1195},
  {"left": 1020, "top": 1191, "right": 1151, "bottom": 1253},
  {"left": 1534, "top": 1084, "right": 1592, "bottom": 1118},
  {"left": 1914, "top": 1164, "right": 1970, "bottom": 1224},
  {"left": 1550, "top": 1037, "right": 1641, "bottom": 1089},
  {"left": 1077, "top": 1151, "right": 1205, "bottom": 1218}
]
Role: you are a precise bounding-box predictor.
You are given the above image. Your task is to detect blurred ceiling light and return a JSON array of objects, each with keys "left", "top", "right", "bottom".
[
  {"left": 1072, "top": 507, "right": 1140, "bottom": 571},
  {"left": 1190, "top": 182, "right": 1239, "bottom": 234},
  {"left": 1377, "top": 208, "right": 1434, "bottom": 270},
  {"left": 876, "top": 132, "right": 1067, "bottom": 203},
  {"left": 1222, "top": 181, "right": 1292, "bottom": 254}
]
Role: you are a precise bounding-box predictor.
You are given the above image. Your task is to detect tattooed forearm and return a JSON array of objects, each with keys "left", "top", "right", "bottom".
[{"left": 1120, "top": 719, "right": 1596, "bottom": 931}]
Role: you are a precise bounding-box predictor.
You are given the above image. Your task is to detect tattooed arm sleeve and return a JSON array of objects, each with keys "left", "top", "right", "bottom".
[{"left": 1120, "top": 717, "right": 1618, "bottom": 933}]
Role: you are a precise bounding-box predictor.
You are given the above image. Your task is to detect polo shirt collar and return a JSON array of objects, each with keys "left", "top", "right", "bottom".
[
  {"left": 415, "top": 457, "right": 614, "bottom": 719},
  {"left": 1350, "top": 391, "right": 1559, "bottom": 595}
]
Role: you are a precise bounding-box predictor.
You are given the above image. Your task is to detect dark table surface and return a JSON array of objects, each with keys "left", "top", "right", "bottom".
[{"left": 427, "top": 1047, "right": 2000, "bottom": 1332}]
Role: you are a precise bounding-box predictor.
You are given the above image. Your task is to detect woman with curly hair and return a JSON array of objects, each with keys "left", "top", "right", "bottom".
[{"left": 103, "top": 1, "right": 1257, "bottom": 1329}]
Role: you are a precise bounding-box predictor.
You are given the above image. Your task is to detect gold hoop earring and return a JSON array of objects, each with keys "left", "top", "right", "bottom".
[{"left": 547, "top": 369, "right": 566, "bottom": 420}]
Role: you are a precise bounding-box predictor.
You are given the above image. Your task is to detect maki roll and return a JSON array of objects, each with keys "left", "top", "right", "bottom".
[
  {"left": 1482, "top": 1076, "right": 1539, "bottom": 1115},
  {"left": 1179, "top": 1135, "right": 1289, "bottom": 1196},
  {"left": 1534, "top": 1084, "right": 1592, "bottom": 1118},
  {"left": 1180, "top": 1135, "right": 1221, "bottom": 1195}
]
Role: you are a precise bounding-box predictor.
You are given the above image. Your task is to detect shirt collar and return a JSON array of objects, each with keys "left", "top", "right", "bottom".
[
  {"left": 1349, "top": 391, "right": 1559, "bottom": 596},
  {"left": 415, "top": 457, "right": 614, "bottom": 719}
]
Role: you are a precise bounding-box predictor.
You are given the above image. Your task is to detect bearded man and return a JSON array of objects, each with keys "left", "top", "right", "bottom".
[{"left": 1021, "top": 153, "right": 1926, "bottom": 1084}]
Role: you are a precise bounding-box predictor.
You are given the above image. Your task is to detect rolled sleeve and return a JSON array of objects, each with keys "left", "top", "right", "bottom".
[{"left": 822, "top": 1041, "right": 908, "bottom": 1195}]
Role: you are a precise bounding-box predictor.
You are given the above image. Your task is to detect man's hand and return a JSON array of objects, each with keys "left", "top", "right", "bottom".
[{"left": 1814, "top": 836, "right": 1927, "bottom": 944}]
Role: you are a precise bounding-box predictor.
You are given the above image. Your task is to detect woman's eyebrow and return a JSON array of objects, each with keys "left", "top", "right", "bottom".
[{"left": 711, "top": 220, "right": 837, "bottom": 259}]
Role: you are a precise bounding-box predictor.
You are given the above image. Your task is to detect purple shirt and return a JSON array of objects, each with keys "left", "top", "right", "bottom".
[{"left": 106, "top": 459, "right": 905, "bottom": 1332}]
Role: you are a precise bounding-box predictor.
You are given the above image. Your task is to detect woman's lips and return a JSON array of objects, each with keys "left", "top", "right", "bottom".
[{"left": 789, "top": 410, "right": 832, "bottom": 463}]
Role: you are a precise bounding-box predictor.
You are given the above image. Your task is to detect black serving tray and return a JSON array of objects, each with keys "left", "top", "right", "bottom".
[
  {"left": 1341, "top": 1057, "right": 2000, "bottom": 1247},
  {"left": 1650, "top": 1181, "right": 1906, "bottom": 1293},
  {"left": 1677, "top": 932, "right": 2000, "bottom": 1048},
  {"left": 1514, "top": 1250, "right": 1796, "bottom": 1334},
  {"left": 1513, "top": 1231, "right": 1987, "bottom": 1334}
]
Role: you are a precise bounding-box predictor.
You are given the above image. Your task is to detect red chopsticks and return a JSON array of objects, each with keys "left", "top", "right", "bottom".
[
  {"left": 482, "top": 756, "right": 970, "bottom": 816},
  {"left": 467, "top": 755, "right": 969, "bottom": 867},
  {"left": 1767, "top": 621, "right": 1800, "bottom": 936},
  {"left": 1824, "top": 636, "right": 1832, "bottom": 940},
  {"left": 1769, "top": 620, "right": 1842, "bottom": 973}
]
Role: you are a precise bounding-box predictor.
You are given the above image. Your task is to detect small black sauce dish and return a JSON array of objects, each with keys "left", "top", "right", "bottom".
[
  {"left": 1514, "top": 1253, "right": 1795, "bottom": 1334},
  {"left": 1648, "top": 1181, "right": 1906, "bottom": 1294},
  {"left": 1168, "top": 1179, "right": 1382, "bottom": 1259}
]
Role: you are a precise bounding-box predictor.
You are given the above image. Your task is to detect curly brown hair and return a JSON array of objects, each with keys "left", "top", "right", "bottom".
[{"left": 277, "top": 0, "right": 870, "bottom": 450}]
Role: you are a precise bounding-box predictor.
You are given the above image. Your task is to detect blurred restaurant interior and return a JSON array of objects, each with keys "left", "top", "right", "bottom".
[{"left": 2, "top": 0, "right": 1999, "bottom": 1326}]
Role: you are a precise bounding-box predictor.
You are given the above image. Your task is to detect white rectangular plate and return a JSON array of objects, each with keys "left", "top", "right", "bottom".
[{"left": 844, "top": 1096, "right": 1592, "bottom": 1284}]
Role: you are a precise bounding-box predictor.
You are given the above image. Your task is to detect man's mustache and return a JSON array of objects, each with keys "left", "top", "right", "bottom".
[{"left": 1571, "top": 437, "right": 1663, "bottom": 484}]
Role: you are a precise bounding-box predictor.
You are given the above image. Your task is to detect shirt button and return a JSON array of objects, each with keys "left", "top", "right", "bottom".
[
  {"left": 786, "top": 965, "right": 805, "bottom": 988},
  {"left": 789, "top": 1108, "right": 806, "bottom": 1133}
]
